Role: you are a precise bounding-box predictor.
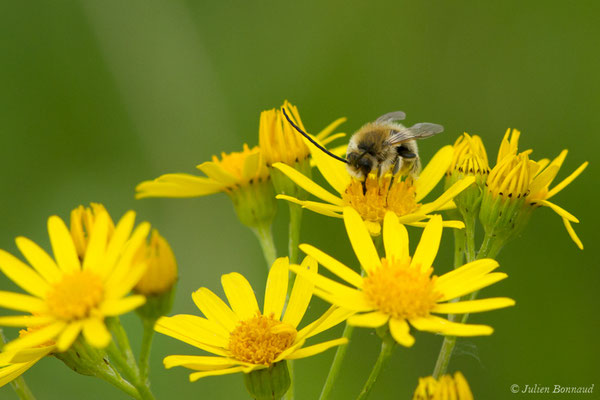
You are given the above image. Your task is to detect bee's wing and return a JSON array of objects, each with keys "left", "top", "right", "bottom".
[
  {"left": 386, "top": 123, "right": 444, "bottom": 145},
  {"left": 375, "top": 111, "right": 406, "bottom": 123}
]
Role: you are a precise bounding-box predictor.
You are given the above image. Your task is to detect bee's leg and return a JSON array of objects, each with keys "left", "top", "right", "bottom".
[{"left": 361, "top": 179, "right": 367, "bottom": 194}]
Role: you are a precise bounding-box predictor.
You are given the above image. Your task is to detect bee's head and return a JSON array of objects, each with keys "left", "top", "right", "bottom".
[{"left": 346, "top": 151, "right": 374, "bottom": 180}]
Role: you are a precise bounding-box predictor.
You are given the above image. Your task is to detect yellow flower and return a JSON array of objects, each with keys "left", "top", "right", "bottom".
[
  {"left": 0, "top": 328, "right": 56, "bottom": 388},
  {"left": 155, "top": 257, "right": 352, "bottom": 381},
  {"left": 136, "top": 144, "right": 277, "bottom": 230},
  {"left": 259, "top": 100, "right": 346, "bottom": 201},
  {"left": 413, "top": 372, "right": 474, "bottom": 400},
  {"left": 448, "top": 133, "right": 489, "bottom": 177},
  {"left": 274, "top": 145, "right": 474, "bottom": 235},
  {"left": 70, "top": 203, "right": 115, "bottom": 259},
  {"left": 134, "top": 229, "right": 178, "bottom": 296},
  {"left": 290, "top": 207, "right": 514, "bottom": 347},
  {"left": 481, "top": 128, "right": 588, "bottom": 249},
  {"left": 0, "top": 209, "right": 149, "bottom": 352},
  {"left": 136, "top": 143, "right": 269, "bottom": 198}
]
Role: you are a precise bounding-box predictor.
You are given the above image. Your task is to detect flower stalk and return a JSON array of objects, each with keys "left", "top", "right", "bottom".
[{"left": 356, "top": 331, "right": 395, "bottom": 400}]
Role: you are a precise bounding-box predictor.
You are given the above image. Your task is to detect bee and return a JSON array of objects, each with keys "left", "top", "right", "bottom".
[{"left": 282, "top": 109, "right": 444, "bottom": 180}]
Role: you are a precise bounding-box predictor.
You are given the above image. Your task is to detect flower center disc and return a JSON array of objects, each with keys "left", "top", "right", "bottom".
[
  {"left": 229, "top": 314, "right": 297, "bottom": 365},
  {"left": 362, "top": 258, "right": 441, "bottom": 320},
  {"left": 46, "top": 270, "right": 104, "bottom": 320},
  {"left": 342, "top": 174, "right": 419, "bottom": 222}
]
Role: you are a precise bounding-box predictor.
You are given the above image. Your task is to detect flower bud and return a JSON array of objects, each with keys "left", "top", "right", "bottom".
[{"left": 243, "top": 361, "right": 291, "bottom": 400}]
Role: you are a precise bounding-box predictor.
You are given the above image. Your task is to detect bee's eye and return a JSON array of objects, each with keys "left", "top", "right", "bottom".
[{"left": 358, "top": 157, "right": 373, "bottom": 172}]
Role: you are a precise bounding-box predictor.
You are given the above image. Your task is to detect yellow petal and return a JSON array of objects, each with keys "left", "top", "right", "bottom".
[
  {"left": 546, "top": 161, "right": 588, "bottom": 199},
  {"left": 82, "top": 318, "right": 111, "bottom": 348},
  {"left": 221, "top": 273, "right": 259, "bottom": 321},
  {"left": 164, "top": 355, "right": 243, "bottom": 370},
  {"left": 82, "top": 211, "right": 110, "bottom": 271},
  {"left": 563, "top": 218, "right": 583, "bottom": 250},
  {"left": 56, "top": 321, "right": 83, "bottom": 351},
  {"left": 298, "top": 244, "right": 362, "bottom": 288},
  {"left": 101, "top": 211, "right": 136, "bottom": 278},
  {"left": 410, "top": 215, "right": 442, "bottom": 272},
  {"left": 308, "top": 141, "right": 351, "bottom": 195},
  {"left": 272, "top": 163, "right": 344, "bottom": 206},
  {"left": 435, "top": 259, "right": 500, "bottom": 289},
  {"left": 315, "top": 117, "right": 347, "bottom": 141},
  {"left": 539, "top": 200, "right": 579, "bottom": 223},
  {"left": 0, "top": 250, "right": 49, "bottom": 298},
  {"left": 135, "top": 174, "right": 225, "bottom": 199},
  {"left": 263, "top": 258, "right": 289, "bottom": 321},
  {"left": 197, "top": 162, "right": 238, "bottom": 186},
  {"left": 297, "top": 306, "right": 354, "bottom": 340},
  {"left": 15, "top": 237, "right": 61, "bottom": 284},
  {"left": 0, "top": 315, "right": 53, "bottom": 327},
  {"left": 415, "top": 145, "right": 453, "bottom": 201},
  {"left": 285, "top": 338, "right": 348, "bottom": 360},
  {"left": 432, "top": 297, "right": 515, "bottom": 314},
  {"left": 0, "top": 359, "right": 41, "bottom": 388},
  {"left": 101, "top": 295, "right": 146, "bottom": 316},
  {"left": 389, "top": 318, "right": 415, "bottom": 347},
  {"left": 105, "top": 261, "right": 148, "bottom": 301},
  {"left": 3, "top": 321, "right": 66, "bottom": 353},
  {"left": 192, "top": 288, "right": 239, "bottom": 332},
  {"left": 343, "top": 207, "right": 381, "bottom": 275},
  {"left": 312, "top": 287, "right": 373, "bottom": 312},
  {"left": 0, "top": 292, "right": 46, "bottom": 313},
  {"left": 155, "top": 317, "right": 227, "bottom": 356},
  {"left": 241, "top": 151, "right": 261, "bottom": 181},
  {"left": 410, "top": 315, "right": 493, "bottom": 336},
  {"left": 289, "top": 264, "right": 366, "bottom": 310},
  {"left": 0, "top": 345, "right": 54, "bottom": 365},
  {"left": 282, "top": 256, "right": 317, "bottom": 328},
  {"left": 438, "top": 272, "right": 508, "bottom": 302},
  {"left": 276, "top": 195, "right": 343, "bottom": 218},
  {"left": 383, "top": 212, "right": 409, "bottom": 263},
  {"left": 47, "top": 216, "right": 80, "bottom": 273},
  {"left": 418, "top": 176, "right": 476, "bottom": 215},
  {"left": 189, "top": 366, "right": 246, "bottom": 381},
  {"left": 347, "top": 311, "right": 389, "bottom": 328}
]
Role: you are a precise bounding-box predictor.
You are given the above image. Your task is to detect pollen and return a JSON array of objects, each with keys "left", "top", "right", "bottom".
[
  {"left": 342, "top": 173, "right": 420, "bottom": 223},
  {"left": 362, "top": 258, "right": 442, "bottom": 320},
  {"left": 46, "top": 270, "right": 104, "bottom": 320},
  {"left": 228, "top": 313, "right": 297, "bottom": 365}
]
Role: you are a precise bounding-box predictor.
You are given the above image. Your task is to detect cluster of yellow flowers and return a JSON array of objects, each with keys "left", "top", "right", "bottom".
[{"left": 0, "top": 101, "right": 586, "bottom": 399}]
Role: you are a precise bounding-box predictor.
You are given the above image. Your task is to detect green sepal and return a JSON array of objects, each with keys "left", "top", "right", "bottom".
[
  {"left": 243, "top": 361, "right": 291, "bottom": 400},
  {"left": 135, "top": 282, "right": 176, "bottom": 322},
  {"left": 228, "top": 179, "right": 277, "bottom": 229}
]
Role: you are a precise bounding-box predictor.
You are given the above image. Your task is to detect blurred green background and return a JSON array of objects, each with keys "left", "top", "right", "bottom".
[{"left": 1, "top": 1, "right": 598, "bottom": 399}]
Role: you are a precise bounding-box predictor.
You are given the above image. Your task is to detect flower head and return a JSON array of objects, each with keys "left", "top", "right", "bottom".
[
  {"left": 0, "top": 207, "right": 149, "bottom": 352},
  {"left": 413, "top": 372, "right": 473, "bottom": 400},
  {"left": 155, "top": 256, "right": 351, "bottom": 382},
  {"left": 290, "top": 207, "right": 514, "bottom": 347},
  {"left": 134, "top": 229, "right": 178, "bottom": 296},
  {"left": 274, "top": 145, "right": 473, "bottom": 235},
  {"left": 480, "top": 129, "right": 587, "bottom": 249},
  {"left": 136, "top": 144, "right": 277, "bottom": 229}
]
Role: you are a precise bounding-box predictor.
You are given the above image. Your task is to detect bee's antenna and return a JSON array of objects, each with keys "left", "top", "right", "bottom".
[{"left": 282, "top": 108, "right": 348, "bottom": 164}]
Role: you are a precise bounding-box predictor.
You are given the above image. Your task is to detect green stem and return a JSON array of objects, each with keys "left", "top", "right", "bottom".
[
  {"left": 463, "top": 213, "right": 477, "bottom": 263},
  {"left": 356, "top": 339, "right": 395, "bottom": 400},
  {"left": 452, "top": 228, "right": 465, "bottom": 269},
  {"left": 9, "top": 376, "right": 36, "bottom": 400},
  {"left": 319, "top": 323, "right": 355, "bottom": 400},
  {"left": 252, "top": 223, "right": 277, "bottom": 268},
  {"left": 139, "top": 318, "right": 156, "bottom": 383},
  {"left": 432, "top": 230, "right": 505, "bottom": 378},
  {"left": 106, "top": 319, "right": 155, "bottom": 400},
  {"left": 93, "top": 360, "right": 140, "bottom": 399}
]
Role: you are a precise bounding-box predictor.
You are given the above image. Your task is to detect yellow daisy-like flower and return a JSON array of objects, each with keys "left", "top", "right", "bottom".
[
  {"left": 290, "top": 207, "right": 515, "bottom": 347},
  {"left": 0, "top": 209, "right": 149, "bottom": 352},
  {"left": 155, "top": 257, "right": 352, "bottom": 381},
  {"left": 482, "top": 128, "right": 588, "bottom": 249},
  {"left": 413, "top": 372, "right": 474, "bottom": 400},
  {"left": 136, "top": 143, "right": 269, "bottom": 199},
  {"left": 274, "top": 145, "right": 474, "bottom": 235}
]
